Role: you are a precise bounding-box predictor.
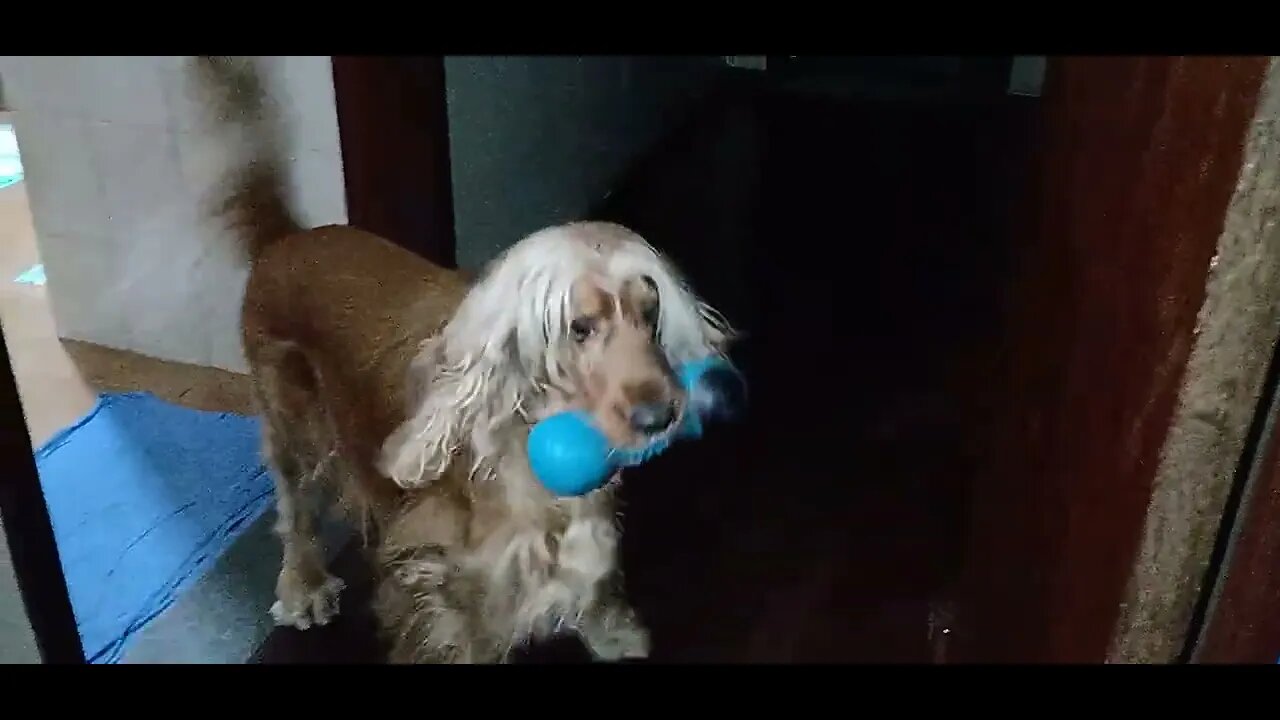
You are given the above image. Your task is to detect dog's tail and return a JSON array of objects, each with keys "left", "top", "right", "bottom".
[{"left": 188, "top": 56, "right": 301, "bottom": 261}]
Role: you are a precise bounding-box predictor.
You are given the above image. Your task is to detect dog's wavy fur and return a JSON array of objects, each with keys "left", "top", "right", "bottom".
[{"left": 190, "top": 57, "right": 734, "bottom": 662}]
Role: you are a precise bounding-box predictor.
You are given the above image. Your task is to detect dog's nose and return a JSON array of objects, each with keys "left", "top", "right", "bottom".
[{"left": 630, "top": 401, "right": 677, "bottom": 435}]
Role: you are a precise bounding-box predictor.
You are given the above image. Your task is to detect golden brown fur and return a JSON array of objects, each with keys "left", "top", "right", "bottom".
[{"left": 191, "top": 57, "right": 733, "bottom": 662}]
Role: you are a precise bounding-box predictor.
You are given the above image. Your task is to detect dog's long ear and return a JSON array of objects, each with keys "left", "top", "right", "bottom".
[
  {"left": 646, "top": 254, "right": 737, "bottom": 364},
  {"left": 378, "top": 339, "right": 470, "bottom": 489},
  {"left": 378, "top": 249, "right": 549, "bottom": 489}
]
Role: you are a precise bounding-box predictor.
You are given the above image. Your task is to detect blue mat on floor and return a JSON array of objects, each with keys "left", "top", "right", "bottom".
[{"left": 34, "top": 392, "right": 273, "bottom": 664}]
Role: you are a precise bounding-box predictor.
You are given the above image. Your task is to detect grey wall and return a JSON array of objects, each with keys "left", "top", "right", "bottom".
[
  {"left": 444, "top": 56, "right": 723, "bottom": 271},
  {"left": 0, "top": 521, "right": 39, "bottom": 663}
]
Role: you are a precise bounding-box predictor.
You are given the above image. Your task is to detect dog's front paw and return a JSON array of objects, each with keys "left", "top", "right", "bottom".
[{"left": 271, "top": 573, "right": 345, "bottom": 630}]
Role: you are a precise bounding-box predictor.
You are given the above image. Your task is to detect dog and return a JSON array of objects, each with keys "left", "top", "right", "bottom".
[{"left": 191, "top": 57, "right": 736, "bottom": 663}]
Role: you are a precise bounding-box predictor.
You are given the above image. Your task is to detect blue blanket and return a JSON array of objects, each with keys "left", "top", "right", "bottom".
[{"left": 34, "top": 392, "right": 273, "bottom": 663}]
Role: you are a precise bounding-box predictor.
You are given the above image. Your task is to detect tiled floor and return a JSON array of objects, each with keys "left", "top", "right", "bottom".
[{"left": 0, "top": 110, "right": 266, "bottom": 663}]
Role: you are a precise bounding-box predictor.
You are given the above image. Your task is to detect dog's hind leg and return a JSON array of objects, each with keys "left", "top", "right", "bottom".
[
  {"left": 255, "top": 344, "right": 346, "bottom": 630},
  {"left": 265, "top": 428, "right": 345, "bottom": 629}
]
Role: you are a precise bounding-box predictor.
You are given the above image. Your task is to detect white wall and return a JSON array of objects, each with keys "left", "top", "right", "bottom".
[
  {"left": 0, "top": 56, "right": 723, "bottom": 365},
  {"left": 0, "top": 56, "right": 347, "bottom": 372}
]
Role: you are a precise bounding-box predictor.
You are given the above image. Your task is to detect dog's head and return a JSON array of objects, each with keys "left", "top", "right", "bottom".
[{"left": 380, "top": 221, "right": 734, "bottom": 490}]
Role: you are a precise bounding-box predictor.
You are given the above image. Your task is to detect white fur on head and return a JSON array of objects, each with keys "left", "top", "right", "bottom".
[{"left": 378, "top": 222, "right": 734, "bottom": 490}]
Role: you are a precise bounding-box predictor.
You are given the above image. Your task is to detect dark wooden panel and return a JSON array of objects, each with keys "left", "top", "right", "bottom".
[
  {"left": 0, "top": 325, "right": 84, "bottom": 663},
  {"left": 1197, "top": 388, "right": 1280, "bottom": 663},
  {"left": 952, "top": 56, "right": 1270, "bottom": 663},
  {"left": 330, "top": 56, "right": 456, "bottom": 268}
]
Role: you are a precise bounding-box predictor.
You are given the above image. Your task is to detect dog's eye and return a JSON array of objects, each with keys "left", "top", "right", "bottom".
[
  {"left": 570, "top": 317, "right": 595, "bottom": 343},
  {"left": 637, "top": 277, "right": 660, "bottom": 330},
  {"left": 642, "top": 303, "right": 659, "bottom": 329}
]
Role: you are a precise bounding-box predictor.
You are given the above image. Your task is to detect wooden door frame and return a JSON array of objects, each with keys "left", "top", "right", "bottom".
[
  {"left": 950, "top": 56, "right": 1280, "bottom": 663},
  {"left": 330, "top": 55, "right": 457, "bottom": 268},
  {"left": 0, "top": 327, "right": 83, "bottom": 663},
  {"left": 1192, "top": 346, "right": 1280, "bottom": 663},
  {"left": 1109, "top": 57, "right": 1280, "bottom": 664}
]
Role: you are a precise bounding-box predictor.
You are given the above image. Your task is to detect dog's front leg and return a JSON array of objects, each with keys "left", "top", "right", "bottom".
[{"left": 581, "top": 592, "right": 650, "bottom": 662}]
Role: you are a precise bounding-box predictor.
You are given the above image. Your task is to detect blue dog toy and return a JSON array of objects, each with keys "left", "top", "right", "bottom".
[{"left": 527, "top": 356, "right": 746, "bottom": 496}]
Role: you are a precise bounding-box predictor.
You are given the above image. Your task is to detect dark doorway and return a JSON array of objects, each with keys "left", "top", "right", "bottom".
[{"left": 590, "top": 58, "right": 1035, "bottom": 662}]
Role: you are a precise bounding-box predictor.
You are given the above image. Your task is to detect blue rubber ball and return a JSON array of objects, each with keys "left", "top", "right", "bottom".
[{"left": 527, "top": 410, "right": 613, "bottom": 496}]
